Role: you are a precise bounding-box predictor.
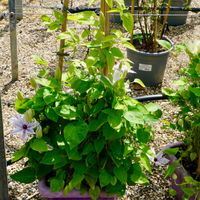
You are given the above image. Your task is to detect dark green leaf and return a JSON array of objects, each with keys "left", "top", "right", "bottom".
[
  {"left": 94, "top": 137, "right": 105, "bottom": 154},
  {"left": 165, "top": 164, "right": 177, "bottom": 178},
  {"left": 164, "top": 148, "right": 179, "bottom": 155},
  {"left": 40, "top": 149, "right": 62, "bottom": 165},
  {"left": 99, "top": 171, "right": 112, "bottom": 188},
  {"left": 30, "top": 139, "right": 48, "bottom": 152},
  {"left": 113, "top": 166, "right": 127, "bottom": 184},
  {"left": 89, "top": 185, "right": 100, "bottom": 200},
  {"left": 10, "top": 167, "right": 36, "bottom": 183},
  {"left": 64, "top": 121, "right": 88, "bottom": 149},
  {"left": 45, "top": 106, "right": 59, "bottom": 123}
]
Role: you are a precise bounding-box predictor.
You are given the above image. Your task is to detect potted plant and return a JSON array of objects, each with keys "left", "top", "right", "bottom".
[
  {"left": 160, "top": 0, "right": 191, "bottom": 26},
  {"left": 162, "top": 39, "right": 200, "bottom": 199},
  {"left": 9, "top": 0, "right": 163, "bottom": 200},
  {"left": 123, "top": 0, "right": 174, "bottom": 87}
]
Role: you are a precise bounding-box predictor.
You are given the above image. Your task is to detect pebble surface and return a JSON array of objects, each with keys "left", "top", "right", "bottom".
[{"left": 0, "top": 0, "right": 200, "bottom": 199}]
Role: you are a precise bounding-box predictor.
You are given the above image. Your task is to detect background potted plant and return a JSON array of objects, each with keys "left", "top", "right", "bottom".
[
  {"left": 124, "top": 0, "right": 174, "bottom": 87},
  {"left": 162, "top": 39, "right": 200, "bottom": 199},
  {"left": 160, "top": 0, "right": 191, "bottom": 26},
  {"left": 9, "top": 0, "right": 163, "bottom": 199}
]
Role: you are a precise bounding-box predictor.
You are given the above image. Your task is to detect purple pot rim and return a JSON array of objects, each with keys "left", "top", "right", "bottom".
[{"left": 38, "top": 176, "right": 118, "bottom": 199}]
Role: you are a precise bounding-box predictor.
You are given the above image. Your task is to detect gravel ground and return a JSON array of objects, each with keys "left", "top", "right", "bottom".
[{"left": 0, "top": 0, "right": 200, "bottom": 199}]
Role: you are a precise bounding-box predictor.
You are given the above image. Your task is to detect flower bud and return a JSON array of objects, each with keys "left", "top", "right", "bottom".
[
  {"left": 55, "top": 67, "right": 61, "bottom": 80},
  {"left": 36, "top": 125, "right": 42, "bottom": 139},
  {"left": 39, "top": 113, "right": 46, "bottom": 121},
  {"left": 25, "top": 110, "right": 32, "bottom": 123},
  {"left": 17, "top": 91, "right": 23, "bottom": 101},
  {"left": 30, "top": 77, "right": 37, "bottom": 89},
  {"left": 43, "top": 127, "right": 49, "bottom": 134}
]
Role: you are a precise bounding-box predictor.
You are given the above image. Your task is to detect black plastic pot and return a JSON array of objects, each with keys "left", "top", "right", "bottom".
[
  {"left": 110, "top": 0, "right": 138, "bottom": 24},
  {"left": 126, "top": 34, "right": 174, "bottom": 87},
  {"left": 164, "top": 142, "right": 200, "bottom": 200},
  {"left": 161, "top": 0, "right": 191, "bottom": 26}
]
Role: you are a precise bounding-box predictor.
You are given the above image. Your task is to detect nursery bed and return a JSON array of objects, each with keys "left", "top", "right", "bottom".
[{"left": 0, "top": 0, "right": 200, "bottom": 199}]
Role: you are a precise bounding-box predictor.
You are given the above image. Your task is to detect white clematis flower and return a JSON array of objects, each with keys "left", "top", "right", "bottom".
[
  {"left": 10, "top": 113, "right": 39, "bottom": 140},
  {"left": 185, "top": 39, "right": 200, "bottom": 57},
  {"left": 147, "top": 148, "right": 170, "bottom": 165}
]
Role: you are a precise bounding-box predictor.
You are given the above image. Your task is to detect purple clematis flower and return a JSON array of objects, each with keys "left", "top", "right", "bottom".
[
  {"left": 10, "top": 113, "right": 39, "bottom": 140},
  {"left": 147, "top": 148, "right": 170, "bottom": 165}
]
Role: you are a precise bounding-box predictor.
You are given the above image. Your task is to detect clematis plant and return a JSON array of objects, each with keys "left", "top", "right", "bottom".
[{"left": 10, "top": 1, "right": 163, "bottom": 200}]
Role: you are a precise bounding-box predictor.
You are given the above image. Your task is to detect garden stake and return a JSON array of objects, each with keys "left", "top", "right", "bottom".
[
  {"left": 159, "top": 0, "right": 171, "bottom": 39},
  {"left": 154, "top": 0, "right": 157, "bottom": 53},
  {"left": 58, "top": 0, "right": 69, "bottom": 82},
  {"left": 130, "top": 0, "right": 135, "bottom": 44},
  {"left": 103, "top": 1, "right": 110, "bottom": 77},
  {"left": 0, "top": 91, "right": 9, "bottom": 200}
]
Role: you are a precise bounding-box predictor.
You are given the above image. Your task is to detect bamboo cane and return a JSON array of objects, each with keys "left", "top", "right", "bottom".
[
  {"left": 159, "top": 0, "right": 171, "bottom": 39},
  {"left": 103, "top": 1, "right": 110, "bottom": 77},
  {"left": 154, "top": 0, "right": 157, "bottom": 53},
  {"left": 197, "top": 149, "right": 200, "bottom": 174},
  {"left": 130, "top": 0, "right": 135, "bottom": 44},
  {"left": 58, "top": 0, "right": 69, "bottom": 82}
]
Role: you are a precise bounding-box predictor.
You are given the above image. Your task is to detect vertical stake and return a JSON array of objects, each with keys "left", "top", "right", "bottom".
[
  {"left": 130, "top": 0, "right": 135, "bottom": 44},
  {"left": 58, "top": 0, "right": 69, "bottom": 83},
  {"left": 159, "top": 0, "right": 171, "bottom": 39},
  {"left": 154, "top": 0, "right": 157, "bottom": 53},
  {"left": 103, "top": 1, "right": 110, "bottom": 77},
  {"left": 9, "top": 0, "right": 18, "bottom": 81},
  {"left": 0, "top": 90, "right": 9, "bottom": 200},
  {"left": 15, "top": 0, "right": 23, "bottom": 20}
]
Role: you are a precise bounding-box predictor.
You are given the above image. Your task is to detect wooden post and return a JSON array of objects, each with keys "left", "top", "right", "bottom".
[
  {"left": 9, "top": 0, "right": 18, "bottom": 81},
  {"left": 0, "top": 91, "right": 9, "bottom": 200},
  {"left": 58, "top": 0, "right": 69, "bottom": 82},
  {"left": 15, "top": 0, "right": 23, "bottom": 20}
]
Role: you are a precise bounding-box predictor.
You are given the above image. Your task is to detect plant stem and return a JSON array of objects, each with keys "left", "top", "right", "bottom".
[
  {"left": 58, "top": 0, "right": 69, "bottom": 83},
  {"left": 197, "top": 149, "right": 200, "bottom": 174}
]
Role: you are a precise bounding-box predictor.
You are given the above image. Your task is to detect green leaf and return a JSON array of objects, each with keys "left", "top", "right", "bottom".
[
  {"left": 110, "top": 47, "right": 124, "bottom": 58},
  {"left": 40, "top": 149, "right": 62, "bottom": 165},
  {"left": 122, "top": 42, "right": 136, "bottom": 51},
  {"left": 94, "top": 138, "right": 105, "bottom": 154},
  {"left": 89, "top": 185, "right": 100, "bottom": 200},
  {"left": 172, "top": 79, "right": 187, "bottom": 86},
  {"left": 99, "top": 171, "right": 112, "bottom": 188},
  {"left": 50, "top": 179, "right": 63, "bottom": 193},
  {"left": 54, "top": 105, "right": 78, "bottom": 119},
  {"left": 54, "top": 157, "right": 68, "bottom": 169},
  {"left": 190, "top": 152, "right": 197, "bottom": 161},
  {"left": 47, "top": 24, "right": 61, "bottom": 32},
  {"left": 30, "top": 139, "right": 48, "bottom": 152},
  {"left": 143, "top": 114, "right": 159, "bottom": 123},
  {"left": 71, "top": 174, "right": 85, "bottom": 188},
  {"left": 182, "top": 188, "right": 194, "bottom": 196},
  {"left": 115, "top": 126, "right": 125, "bottom": 139},
  {"left": 133, "top": 78, "right": 146, "bottom": 88},
  {"left": 102, "top": 123, "right": 115, "bottom": 140},
  {"left": 156, "top": 39, "right": 171, "bottom": 50},
  {"left": 102, "top": 35, "right": 116, "bottom": 43},
  {"left": 89, "top": 0, "right": 98, "bottom": 7},
  {"left": 73, "top": 79, "right": 91, "bottom": 94},
  {"left": 81, "top": 142, "right": 95, "bottom": 155},
  {"left": 124, "top": 109, "right": 144, "bottom": 124},
  {"left": 140, "top": 153, "right": 152, "bottom": 174},
  {"left": 105, "top": 0, "right": 113, "bottom": 8},
  {"left": 85, "top": 175, "right": 98, "bottom": 190},
  {"left": 164, "top": 148, "right": 179, "bottom": 155},
  {"left": 100, "top": 11, "right": 105, "bottom": 28},
  {"left": 90, "top": 101, "right": 105, "bottom": 115},
  {"left": 39, "top": 70, "right": 50, "bottom": 77},
  {"left": 54, "top": 10, "right": 65, "bottom": 23},
  {"left": 81, "top": 29, "right": 91, "bottom": 40},
  {"left": 131, "top": 162, "right": 148, "bottom": 185},
  {"left": 10, "top": 167, "right": 36, "bottom": 183},
  {"left": 145, "top": 103, "right": 159, "bottom": 112},
  {"left": 110, "top": 140, "right": 121, "bottom": 155},
  {"left": 110, "top": 176, "right": 117, "bottom": 186},
  {"left": 65, "top": 144, "right": 82, "bottom": 161},
  {"left": 137, "top": 129, "right": 150, "bottom": 144},
  {"left": 169, "top": 188, "right": 177, "bottom": 196},
  {"left": 41, "top": 14, "right": 52, "bottom": 26},
  {"left": 56, "top": 32, "right": 71, "bottom": 40},
  {"left": 32, "top": 55, "right": 48, "bottom": 66},
  {"left": 11, "top": 148, "right": 24, "bottom": 162},
  {"left": 89, "top": 113, "right": 108, "bottom": 132},
  {"left": 122, "top": 12, "right": 133, "bottom": 35},
  {"left": 165, "top": 164, "right": 177, "bottom": 178},
  {"left": 45, "top": 106, "right": 58, "bottom": 123},
  {"left": 64, "top": 121, "right": 88, "bottom": 149},
  {"left": 113, "top": 166, "right": 127, "bottom": 184},
  {"left": 108, "top": 111, "right": 123, "bottom": 130},
  {"left": 189, "top": 87, "right": 200, "bottom": 96}
]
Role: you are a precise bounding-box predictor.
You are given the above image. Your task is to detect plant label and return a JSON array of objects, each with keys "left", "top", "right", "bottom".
[{"left": 139, "top": 64, "right": 152, "bottom": 71}]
